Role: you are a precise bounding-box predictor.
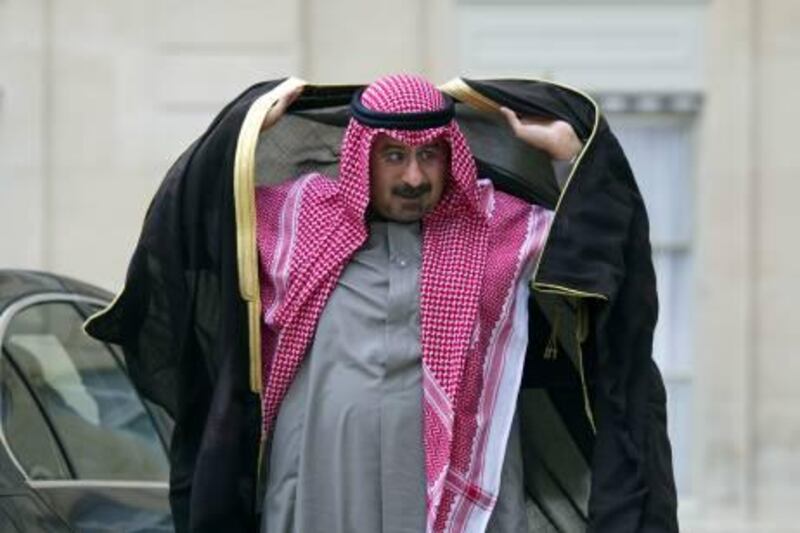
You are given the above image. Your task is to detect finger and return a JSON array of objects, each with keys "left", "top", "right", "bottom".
[
  {"left": 261, "top": 106, "right": 283, "bottom": 131},
  {"left": 517, "top": 115, "right": 553, "bottom": 128},
  {"left": 499, "top": 106, "right": 522, "bottom": 133},
  {"left": 283, "top": 85, "right": 304, "bottom": 107},
  {"left": 518, "top": 123, "right": 551, "bottom": 149},
  {"left": 273, "top": 87, "right": 302, "bottom": 115},
  {"left": 502, "top": 112, "right": 552, "bottom": 151},
  {"left": 261, "top": 87, "right": 304, "bottom": 130}
]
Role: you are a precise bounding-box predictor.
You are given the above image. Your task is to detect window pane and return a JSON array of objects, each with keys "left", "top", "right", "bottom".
[
  {"left": 666, "top": 379, "right": 692, "bottom": 496},
  {"left": 605, "top": 113, "right": 694, "bottom": 248},
  {"left": 82, "top": 303, "right": 175, "bottom": 450},
  {"left": 2, "top": 302, "right": 169, "bottom": 481},
  {"left": 652, "top": 249, "right": 693, "bottom": 373},
  {"left": 0, "top": 355, "right": 71, "bottom": 480}
]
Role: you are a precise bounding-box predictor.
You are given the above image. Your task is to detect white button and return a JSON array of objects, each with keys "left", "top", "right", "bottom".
[{"left": 398, "top": 258, "right": 408, "bottom": 268}]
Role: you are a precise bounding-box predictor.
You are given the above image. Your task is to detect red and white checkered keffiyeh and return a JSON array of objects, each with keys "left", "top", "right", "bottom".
[{"left": 256, "top": 74, "right": 553, "bottom": 532}]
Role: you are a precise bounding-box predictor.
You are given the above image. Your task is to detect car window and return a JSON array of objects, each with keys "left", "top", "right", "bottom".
[
  {"left": 0, "top": 354, "right": 71, "bottom": 480},
  {"left": 80, "top": 302, "right": 175, "bottom": 449},
  {"left": 1, "top": 301, "right": 169, "bottom": 481}
]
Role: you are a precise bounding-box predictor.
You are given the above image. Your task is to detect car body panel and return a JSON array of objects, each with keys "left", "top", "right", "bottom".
[
  {"left": 32, "top": 482, "right": 171, "bottom": 532},
  {"left": 0, "top": 269, "right": 174, "bottom": 532}
]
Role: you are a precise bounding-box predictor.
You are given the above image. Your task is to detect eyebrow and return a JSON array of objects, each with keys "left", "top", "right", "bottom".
[
  {"left": 380, "top": 142, "right": 407, "bottom": 152},
  {"left": 420, "top": 142, "right": 445, "bottom": 151},
  {"left": 380, "top": 138, "right": 408, "bottom": 151},
  {"left": 379, "top": 140, "right": 445, "bottom": 152}
]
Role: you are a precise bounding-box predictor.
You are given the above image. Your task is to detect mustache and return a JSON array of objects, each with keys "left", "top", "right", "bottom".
[{"left": 391, "top": 183, "right": 432, "bottom": 199}]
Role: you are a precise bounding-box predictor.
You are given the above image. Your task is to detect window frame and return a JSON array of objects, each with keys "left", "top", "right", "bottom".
[{"left": 0, "top": 292, "right": 170, "bottom": 489}]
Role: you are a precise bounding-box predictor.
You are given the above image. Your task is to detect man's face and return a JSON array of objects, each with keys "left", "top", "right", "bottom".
[{"left": 369, "top": 134, "right": 449, "bottom": 223}]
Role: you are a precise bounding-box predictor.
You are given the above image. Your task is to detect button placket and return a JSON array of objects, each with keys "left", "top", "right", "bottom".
[{"left": 385, "top": 223, "right": 422, "bottom": 382}]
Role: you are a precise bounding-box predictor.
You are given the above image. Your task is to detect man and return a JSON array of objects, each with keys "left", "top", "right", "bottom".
[
  {"left": 86, "top": 74, "right": 678, "bottom": 532},
  {"left": 253, "top": 74, "right": 579, "bottom": 532}
]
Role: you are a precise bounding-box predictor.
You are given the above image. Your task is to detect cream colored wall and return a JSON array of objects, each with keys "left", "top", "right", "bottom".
[
  {"left": 0, "top": 0, "right": 47, "bottom": 269},
  {"left": 1, "top": 0, "right": 304, "bottom": 290},
  {"left": 691, "top": 1, "right": 800, "bottom": 531},
  {"left": 751, "top": 0, "right": 800, "bottom": 522},
  {"left": 301, "top": 0, "right": 457, "bottom": 83},
  {"left": 693, "top": 0, "right": 759, "bottom": 527}
]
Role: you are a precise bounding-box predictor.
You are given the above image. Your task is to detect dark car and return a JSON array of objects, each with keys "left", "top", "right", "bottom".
[{"left": 0, "top": 270, "right": 173, "bottom": 532}]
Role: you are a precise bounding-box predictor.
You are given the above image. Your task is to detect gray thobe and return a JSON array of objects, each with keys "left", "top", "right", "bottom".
[{"left": 261, "top": 220, "right": 527, "bottom": 533}]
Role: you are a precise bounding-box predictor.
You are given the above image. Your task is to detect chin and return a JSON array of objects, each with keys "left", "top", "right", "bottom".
[
  {"left": 373, "top": 202, "right": 417, "bottom": 222},
  {"left": 390, "top": 212, "right": 424, "bottom": 223}
]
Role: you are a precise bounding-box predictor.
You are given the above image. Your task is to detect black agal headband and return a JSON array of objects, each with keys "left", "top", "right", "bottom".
[{"left": 349, "top": 88, "right": 456, "bottom": 130}]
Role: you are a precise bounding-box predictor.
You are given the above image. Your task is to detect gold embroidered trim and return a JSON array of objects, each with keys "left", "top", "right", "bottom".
[
  {"left": 234, "top": 77, "right": 307, "bottom": 394},
  {"left": 439, "top": 78, "right": 501, "bottom": 112},
  {"left": 533, "top": 282, "right": 608, "bottom": 301},
  {"left": 575, "top": 301, "right": 597, "bottom": 434}
]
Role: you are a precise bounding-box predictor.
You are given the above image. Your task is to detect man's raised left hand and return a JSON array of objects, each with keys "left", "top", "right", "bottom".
[{"left": 499, "top": 106, "right": 583, "bottom": 162}]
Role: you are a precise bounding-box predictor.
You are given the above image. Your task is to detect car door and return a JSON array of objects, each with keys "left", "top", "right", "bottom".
[{"left": 0, "top": 293, "right": 173, "bottom": 532}]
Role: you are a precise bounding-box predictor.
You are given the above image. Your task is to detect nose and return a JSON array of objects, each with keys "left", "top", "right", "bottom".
[{"left": 403, "top": 157, "right": 425, "bottom": 188}]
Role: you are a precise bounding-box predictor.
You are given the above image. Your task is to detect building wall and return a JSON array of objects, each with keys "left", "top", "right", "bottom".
[
  {"left": 693, "top": 1, "right": 800, "bottom": 531},
  {"left": 750, "top": 0, "right": 800, "bottom": 523},
  {"left": 0, "top": 0, "right": 48, "bottom": 269},
  {"left": 1, "top": 0, "right": 304, "bottom": 289}
]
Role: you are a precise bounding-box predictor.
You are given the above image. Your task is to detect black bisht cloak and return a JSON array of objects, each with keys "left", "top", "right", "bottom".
[{"left": 85, "top": 77, "right": 678, "bottom": 532}]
